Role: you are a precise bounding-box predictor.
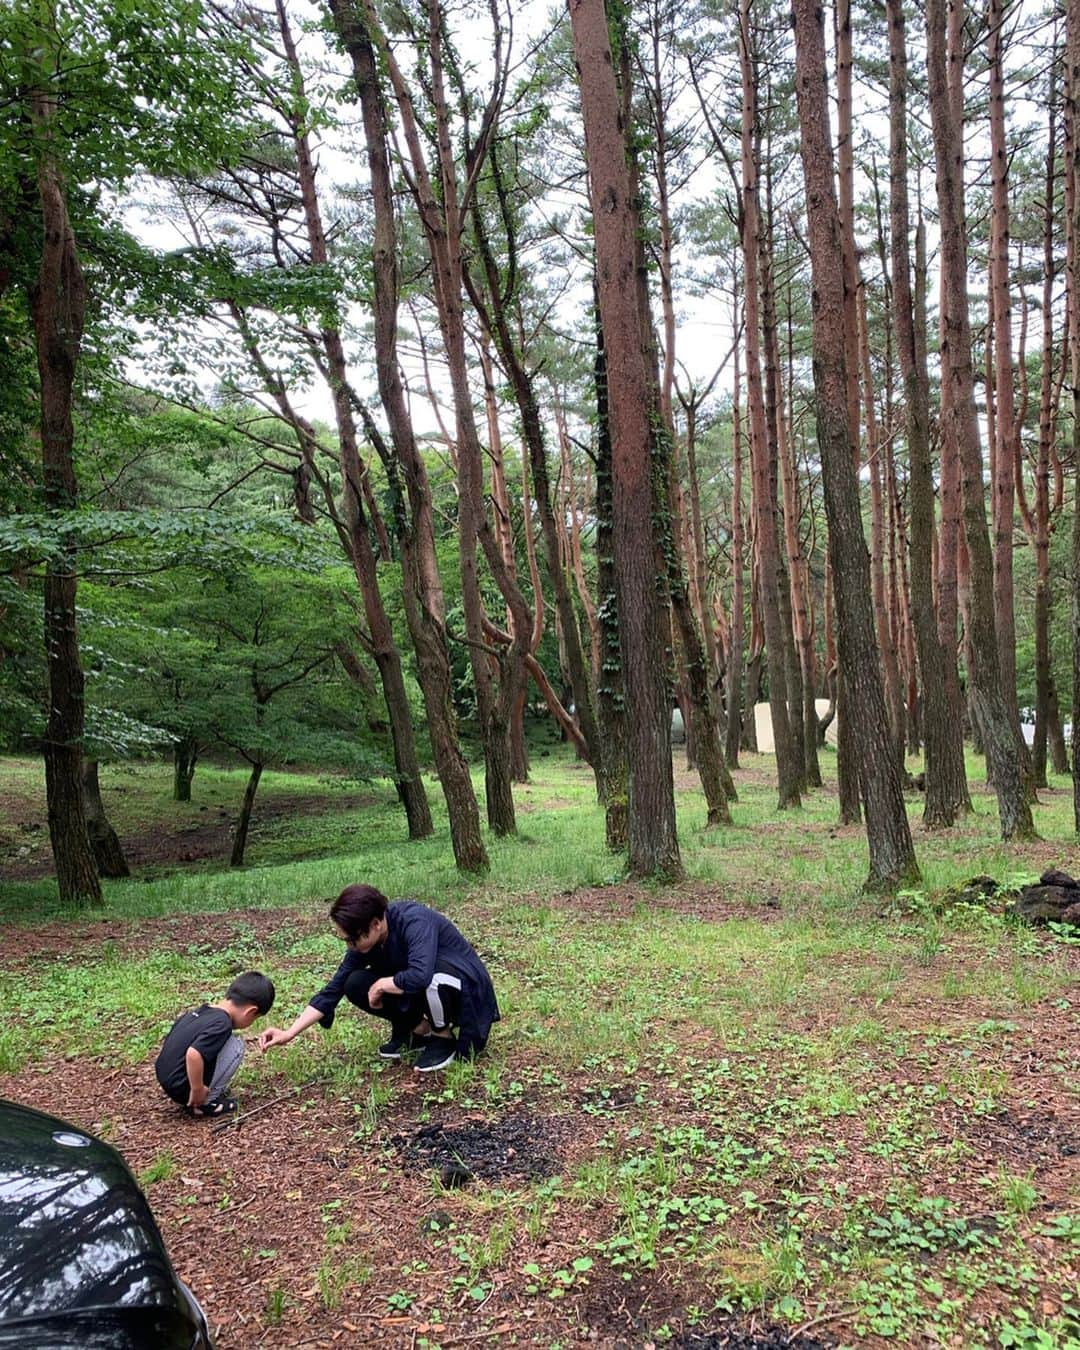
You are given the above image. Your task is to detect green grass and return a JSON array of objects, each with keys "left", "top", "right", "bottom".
[{"left": 1, "top": 749, "right": 1077, "bottom": 1347}]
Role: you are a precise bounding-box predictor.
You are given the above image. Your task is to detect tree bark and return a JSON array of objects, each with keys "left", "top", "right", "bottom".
[
  {"left": 726, "top": 310, "right": 746, "bottom": 770},
  {"left": 570, "top": 0, "right": 681, "bottom": 878},
  {"left": 739, "top": 0, "right": 800, "bottom": 809},
  {"left": 833, "top": 0, "right": 865, "bottom": 827},
  {"left": 480, "top": 339, "right": 529, "bottom": 784},
  {"left": 792, "top": 0, "right": 920, "bottom": 890},
  {"left": 1068, "top": 0, "right": 1080, "bottom": 827},
  {"left": 466, "top": 181, "right": 601, "bottom": 782},
  {"left": 1031, "top": 73, "right": 1060, "bottom": 790},
  {"left": 328, "top": 0, "right": 487, "bottom": 870},
  {"left": 81, "top": 760, "right": 129, "bottom": 879},
  {"left": 859, "top": 286, "right": 905, "bottom": 768},
  {"left": 173, "top": 737, "right": 199, "bottom": 803},
  {"left": 593, "top": 283, "right": 629, "bottom": 851},
  {"left": 30, "top": 88, "right": 102, "bottom": 908},
  {"left": 926, "top": 0, "right": 1035, "bottom": 839},
  {"left": 782, "top": 269, "right": 822, "bottom": 789},
  {"left": 371, "top": 0, "right": 537, "bottom": 838},
  {"left": 276, "top": 0, "right": 434, "bottom": 845},
  {"left": 934, "top": 243, "right": 972, "bottom": 811},
  {"left": 230, "top": 760, "right": 264, "bottom": 868},
  {"left": 887, "top": 0, "right": 966, "bottom": 826},
  {"left": 986, "top": 0, "right": 1031, "bottom": 790}
]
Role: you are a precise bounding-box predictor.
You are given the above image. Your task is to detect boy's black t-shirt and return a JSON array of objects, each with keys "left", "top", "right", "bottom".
[{"left": 155, "top": 1005, "right": 233, "bottom": 1103}]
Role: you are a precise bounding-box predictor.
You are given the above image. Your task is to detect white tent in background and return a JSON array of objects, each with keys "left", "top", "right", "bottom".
[{"left": 753, "top": 699, "right": 838, "bottom": 753}]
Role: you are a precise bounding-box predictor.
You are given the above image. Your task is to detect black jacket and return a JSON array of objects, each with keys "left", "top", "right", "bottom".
[{"left": 309, "top": 900, "right": 500, "bottom": 1055}]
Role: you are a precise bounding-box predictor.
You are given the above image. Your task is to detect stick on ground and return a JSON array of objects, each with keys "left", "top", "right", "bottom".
[{"left": 210, "top": 1076, "right": 325, "bottom": 1134}]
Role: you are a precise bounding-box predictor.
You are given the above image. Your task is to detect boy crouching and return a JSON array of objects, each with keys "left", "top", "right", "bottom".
[{"left": 155, "top": 971, "right": 275, "bottom": 1118}]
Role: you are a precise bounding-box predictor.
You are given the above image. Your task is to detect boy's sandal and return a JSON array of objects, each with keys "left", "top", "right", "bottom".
[{"left": 186, "top": 1097, "right": 238, "bottom": 1118}]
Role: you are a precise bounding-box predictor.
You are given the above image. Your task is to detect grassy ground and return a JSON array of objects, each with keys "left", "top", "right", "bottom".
[{"left": 0, "top": 749, "right": 1077, "bottom": 1348}]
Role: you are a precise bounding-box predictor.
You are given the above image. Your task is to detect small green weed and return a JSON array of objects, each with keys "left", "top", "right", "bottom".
[
  {"left": 317, "top": 1253, "right": 371, "bottom": 1310},
  {"left": 138, "top": 1151, "right": 178, "bottom": 1186},
  {"left": 994, "top": 1167, "right": 1039, "bottom": 1217},
  {"left": 264, "top": 1286, "right": 286, "bottom": 1326}
]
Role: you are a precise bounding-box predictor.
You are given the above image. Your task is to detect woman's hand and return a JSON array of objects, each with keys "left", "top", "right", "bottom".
[
  {"left": 367, "top": 976, "right": 401, "bottom": 1009},
  {"left": 259, "top": 1005, "right": 323, "bottom": 1050}
]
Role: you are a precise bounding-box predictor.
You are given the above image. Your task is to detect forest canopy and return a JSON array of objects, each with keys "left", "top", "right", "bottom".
[{"left": 2, "top": 0, "right": 1079, "bottom": 902}]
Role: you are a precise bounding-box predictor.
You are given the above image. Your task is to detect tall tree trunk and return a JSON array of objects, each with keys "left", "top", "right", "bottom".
[
  {"left": 1031, "top": 75, "right": 1059, "bottom": 790},
  {"left": 642, "top": 32, "right": 732, "bottom": 824},
  {"left": 887, "top": 0, "right": 966, "bottom": 825},
  {"left": 593, "top": 284, "right": 629, "bottom": 851},
  {"left": 230, "top": 760, "right": 264, "bottom": 868},
  {"left": 173, "top": 737, "right": 199, "bottom": 803},
  {"left": 31, "top": 88, "right": 102, "bottom": 908},
  {"left": 274, "top": 0, "right": 434, "bottom": 843},
  {"left": 934, "top": 240, "right": 972, "bottom": 811},
  {"left": 369, "top": 0, "right": 538, "bottom": 837},
  {"left": 859, "top": 286, "right": 905, "bottom": 768},
  {"left": 726, "top": 313, "right": 746, "bottom": 770},
  {"left": 833, "top": 0, "right": 865, "bottom": 827},
  {"left": 481, "top": 340, "right": 529, "bottom": 786},
  {"left": 329, "top": 0, "right": 487, "bottom": 870},
  {"left": 466, "top": 189, "right": 601, "bottom": 783},
  {"left": 783, "top": 271, "right": 822, "bottom": 789},
  {"left": 570, "top": 0, "right": 681, "bottom": 879},
  {"left": 761, "top": 158, "right": 805, "bottom": 795},
  {"left": 1068, "top": 0, "right": 1080, "bottom": 827},
  {"left": 927, "top": 0, "right": 1035, "bottom": 839},
  {"left": 739, "top": 0, "right": 800, "bottom": 809},
  {"left": 986, "top": 0, "right": 1032, "bottom": 792},
  {"left": 792, "top": 0, "right": 920, "bottom": 889},
  {"left": 81, "top": 760, "right": 129, "bottom": 879}
]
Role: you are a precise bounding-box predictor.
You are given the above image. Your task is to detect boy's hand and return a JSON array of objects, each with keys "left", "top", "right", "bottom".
[
  {"left": 187, "top": 1083, "right": 209, "bottom": 1109},
  {"left": 258, "top": 1027, "right": 291, "bottom": 1051}
]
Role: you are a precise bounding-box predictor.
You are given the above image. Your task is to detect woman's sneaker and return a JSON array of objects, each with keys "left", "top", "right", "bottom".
[
  {"left": 414, "top": 1036, "right": 457, "bottom": 1073},
  {"left": 378, "top": 1029, "right": 426, "bottom": 1060}
]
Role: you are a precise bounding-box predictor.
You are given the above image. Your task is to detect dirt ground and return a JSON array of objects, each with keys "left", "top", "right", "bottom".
[
  {"left": 3, "top": 900, "right": 1077, "bottom": 1349},
  {"left": 0, "top": 787, "right": 377, "bottom": 882}
]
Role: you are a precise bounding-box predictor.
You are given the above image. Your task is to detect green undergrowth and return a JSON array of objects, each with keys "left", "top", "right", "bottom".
[
  {"left": 1, "top": 752, "right": 1078, "bottom": 1346},
  {"left": 3, "top": 747, "right": 1079, "bottom": 922}
]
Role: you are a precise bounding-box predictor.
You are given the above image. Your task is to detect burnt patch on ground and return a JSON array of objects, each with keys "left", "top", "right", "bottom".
[
  {"left": 950, "top": 1106, "right": 1076, "bottom": 1166},
  {"left": 674, "top": 1318, "right": 835, "bottom": 1349},
  {"left": 391, "top": 1111, "right": 572, "bottom": 1181}
]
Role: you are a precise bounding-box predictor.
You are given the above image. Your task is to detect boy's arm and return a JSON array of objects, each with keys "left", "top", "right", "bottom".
[{"left": 185, "top": 1046, "right": 208, "bottom": 1108}]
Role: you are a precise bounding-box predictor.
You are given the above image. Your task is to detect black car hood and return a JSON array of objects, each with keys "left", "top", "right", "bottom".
[
  {"left": 0, "top": 1305, "right": 204, "bottom": 1349},
  {"left": 0, "top": 1099, "right": 189, "bottom": 1325}
]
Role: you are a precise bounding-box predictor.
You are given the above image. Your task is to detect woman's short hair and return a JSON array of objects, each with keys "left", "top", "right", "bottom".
[{"left": 330, "top": 884, "right": 389, "bottom": 941}]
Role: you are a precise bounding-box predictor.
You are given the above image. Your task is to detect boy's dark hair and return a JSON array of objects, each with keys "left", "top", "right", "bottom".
[
  {"left": 225, "top": 971, "right": 276, "bottom": 1014},
  {"left": 330, "top": 884, "right": 389, "bottom": 941}
]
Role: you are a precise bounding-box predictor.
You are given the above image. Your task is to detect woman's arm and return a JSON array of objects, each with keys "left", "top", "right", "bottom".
[
  {"left": 390, "top": 907, "right": 439, "bottom": 992},
  {"left": 258, "top": 1004, "right": 324, "bottom": 1050}
]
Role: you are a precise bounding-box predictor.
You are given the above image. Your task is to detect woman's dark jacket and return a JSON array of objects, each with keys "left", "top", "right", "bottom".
[{"left": 309, "top": 900, "right": 500, "bottom": 1056}]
